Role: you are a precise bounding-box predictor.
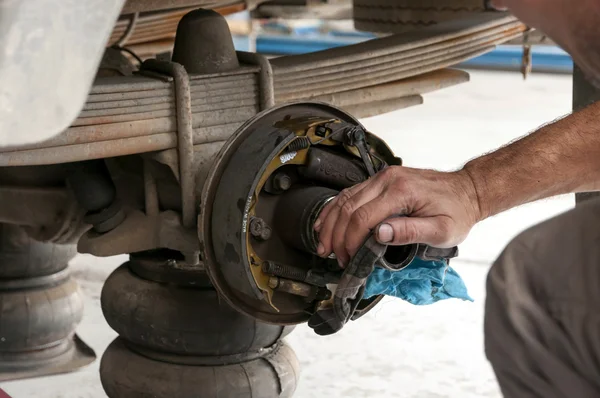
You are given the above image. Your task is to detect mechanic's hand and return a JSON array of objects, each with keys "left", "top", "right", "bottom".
[{"left": 313, "top": 166, "right": 481, "bottom": 266}]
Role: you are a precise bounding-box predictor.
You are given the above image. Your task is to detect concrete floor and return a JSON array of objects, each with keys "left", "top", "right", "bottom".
[{"left": 2, "top": 70, "right": 574, "bottom": 397}]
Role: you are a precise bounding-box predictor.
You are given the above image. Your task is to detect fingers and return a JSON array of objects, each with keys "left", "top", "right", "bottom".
[
  {"left": 375, "top": 216, "right": 453, "bottom": 248},
  {"left": 330, "top": 182, "right": 388, "bottom": 265},
  {"left": 314, "top": 182, "right": 368, "bottom": 257},
  {"left": 342, "top": 195, "right": 399, "bottom": 258},
  {"left": 315, "top": 180, "right": 369, "bottom": 232}
]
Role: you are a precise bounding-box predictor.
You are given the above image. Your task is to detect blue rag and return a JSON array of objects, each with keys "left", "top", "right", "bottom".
[{"left": 364, "top": 258, "right": 473, "bottom": 305}]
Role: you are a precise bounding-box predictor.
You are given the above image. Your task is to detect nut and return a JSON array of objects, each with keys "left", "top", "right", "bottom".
[
  {"left": 250, "top": 217, "right": 272, "bottom": 241},
  {"left": 260, "top": 226, "right": 272, "bottom": 241},
  {"left": 273, "top": 173, "right": 292, "bottom": 191}
]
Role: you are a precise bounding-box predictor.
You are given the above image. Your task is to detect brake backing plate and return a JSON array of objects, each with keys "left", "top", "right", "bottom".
[{"left": 200, "top": 102, "right": 400, "bottom": 324}]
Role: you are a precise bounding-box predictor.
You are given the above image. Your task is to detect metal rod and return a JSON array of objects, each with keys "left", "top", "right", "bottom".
[
  {"left": 268, "top": 276, "right": 314, "bottom": 298},
  {"left": 262, "top": 261, "right": 342, "bottom": 287},
  {"left": 142, "top": 59, "right": 196, "bottom": 229}
]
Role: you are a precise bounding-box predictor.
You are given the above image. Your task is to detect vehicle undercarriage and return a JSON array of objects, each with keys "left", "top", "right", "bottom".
[{"left": 0, "top": 1, "right": 526, "bottom": 396}]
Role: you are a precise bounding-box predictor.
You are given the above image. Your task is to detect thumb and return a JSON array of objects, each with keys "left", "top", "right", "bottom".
[{"left": 375, "top": 217, "right": 451, "bottom": 247}]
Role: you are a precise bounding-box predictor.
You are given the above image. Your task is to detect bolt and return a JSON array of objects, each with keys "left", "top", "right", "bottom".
[
  {"left": 273, "top": 173, "right": 292, "bottom": 191},
  {"left": 250, "top": 217, "right": 271, "bottom": 241},
  {"left": 167, "top": 259, "right": 178, "bottom": 268},
  {"left": 268, "top": 276, "right": 280, "bottom": 289},
  {"left": 260, "top": 225, "right": 272, "bottom": 241},
  {"left": 249, "top": 217, "right": 263, "bottom": 236},
  {"left": 343, "top": 126, "right": 365, "bottom": 147}
]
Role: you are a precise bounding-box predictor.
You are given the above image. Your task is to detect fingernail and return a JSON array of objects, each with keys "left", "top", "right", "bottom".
[
  {"left": 314, "top": 219, "right": 322, "bottom": 230},
  {"left": 337, "top": 259, "right": 346, "bottom": 269},
  {"left": 317, "top": 243, "right": 325, "bottom": 256},
  {"left": 377, "top": 223, "right": 394, "bottom": 243}
]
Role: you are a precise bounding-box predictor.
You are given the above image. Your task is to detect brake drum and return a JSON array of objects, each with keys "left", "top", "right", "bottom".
[{"left": 200, "top": 102, "right": 400, "bottom": 324}]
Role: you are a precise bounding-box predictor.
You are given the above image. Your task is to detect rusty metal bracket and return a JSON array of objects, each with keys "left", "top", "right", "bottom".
[
  {"left": 236, "top": 51, "right": 275, "bottom": 110},
  {"left": 140, "top": 59, "right": 195, "bottom": 230},
  {"left": 78, "top": 210, "right": 200, "bottom": 257}
]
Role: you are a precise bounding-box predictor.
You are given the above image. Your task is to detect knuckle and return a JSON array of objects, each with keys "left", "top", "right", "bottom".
[
  {"left": 335, "top": 189, "right": 353, "bottom": 207},
  {"left": 379, "top": 166, "right": 397, "bottom": 179},
  {"left": 401, "top": 221, "right": 419, "bottom": 243},
  {"left": 437, "top": 218, "right": 452, "bottom": 237},
  {"left": 340, "top": 200, "right": 354, "bottom": 217},
  {"left": 352, "top": 207, "right": 371, "bottom": 226},
  {"left": 389, "top": 176, "right": 407, "bottom": 191},
  {"left": 433, "top": 218, "right": 454, "bottom": 246}
]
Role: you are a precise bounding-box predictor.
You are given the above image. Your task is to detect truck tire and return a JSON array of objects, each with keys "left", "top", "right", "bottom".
[{"left": 354, "top": 0, "right": 488, "bottom": 33}]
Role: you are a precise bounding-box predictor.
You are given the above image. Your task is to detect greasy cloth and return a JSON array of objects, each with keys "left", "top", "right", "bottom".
[
  {"left": 308, "top": 233, "right": 467, "bottom": 336},
  {"left": 308, "top": 234, "right": 387, "bottom": 336},
  {"left": 364, "top": 257, "right": 473, "bottom": 305}
]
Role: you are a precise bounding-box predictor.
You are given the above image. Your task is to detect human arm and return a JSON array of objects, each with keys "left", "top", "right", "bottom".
[
  {"left": 466, "top": 100, "right": 600, "bottom": 218},
  {"left": 315, "top": 101, "right": 600, "bottom": 266}
]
